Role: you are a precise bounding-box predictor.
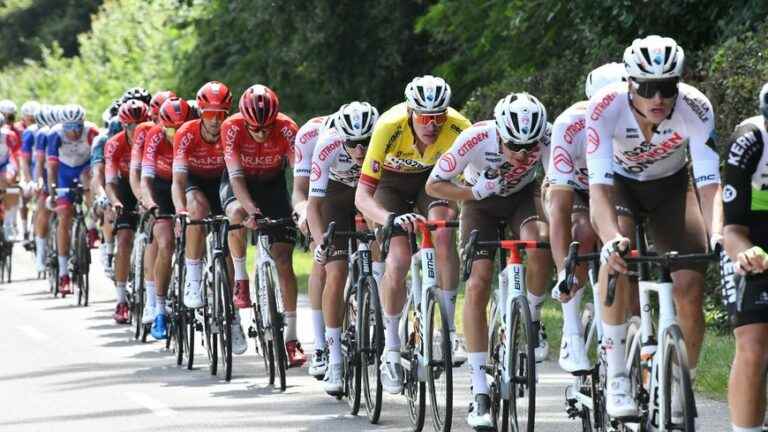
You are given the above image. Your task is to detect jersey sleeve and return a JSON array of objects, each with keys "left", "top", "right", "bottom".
[
  {"left": 90, "top": 135, "right": 106, "bottom": 165},
  {"left": 723, "top": 122, "right": 763, "bottom": 227},
  {"left": 46, "top": 132, "right": 61, "bottom": 163},
  {"left": 359, "top": 121, "right": 393, "bottom": 189},
  {"left": 222, "top": 119, "right": 244, "bottom": 179},
  {"left": 34, "top": 131, "right": 47, "bottom": 156},
  {"left": 141, "top": 129, "right": 162, "bottom": 178},
  {"left": 585, "top": 89, "right": 621, "bottom": 186},
  {"left": 548, "top": 115, "right": 579, "bottom": 188},
  {"left": 294, "top": 120, "right": 320, "bottom": 178},
  {"left": 281, "top": 118, "right": 298, "bottom": 168},
  {"left": 682, "top": 91, "right": 720, "bottom": 187},
  {"left": 104, "top": 137, "right": 120, "bottom": 184},
  {"left": 308, "top": 132, "right": 342, "bottom": 198},
  {"left": 173, "top": 125, "right": 193, "bottom": 175},
  {"left": 21, "top": 129, "right": 35, "bottom": 157},
  {"left": 539, "top": 122, "right": 552, "bottom": 177},
  {"left": 428, "top": 126, "right": 483, "bottom": 183}
]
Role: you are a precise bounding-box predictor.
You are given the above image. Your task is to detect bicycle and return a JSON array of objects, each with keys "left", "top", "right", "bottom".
[
  {"left": 46, "top": 208, "right": 59, "bottom": 296},
  {"left": 53, "top": 183, "right": 91, "bottom": 307},
  {"left": 0, "top": 186, "right": 22, "bottom": 283},
  {"left": 121, "top": 208, "right": 152, "bottom": 342},
  {"left": 170, "top": 214, "right": 198, "bottom": 370},
  {"left": 461, "top": 229, "right": 550, "bottom": 432},
  {"left": 379, "top": 218, "right": 457, "bottom": 432},
  {"left": 247, "top": 217, "right": 295, "bottom": 391}
]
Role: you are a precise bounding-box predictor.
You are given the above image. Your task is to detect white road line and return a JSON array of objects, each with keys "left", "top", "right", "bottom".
[
  {"left": 17, "top": 325, "right": 48, "bottom": 341},
  {"left": 125, "top": 391, "right": 176, "bottom": 417}
]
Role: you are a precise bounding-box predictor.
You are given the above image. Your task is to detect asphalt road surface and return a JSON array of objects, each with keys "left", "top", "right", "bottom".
[{"left": 0, "top": 247, "right": 732, "bottom": 431}]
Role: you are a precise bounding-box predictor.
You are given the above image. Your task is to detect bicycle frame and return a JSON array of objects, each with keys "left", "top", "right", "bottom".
[{"left": 254, "top": 227, "right": 284, "bottom": 334}]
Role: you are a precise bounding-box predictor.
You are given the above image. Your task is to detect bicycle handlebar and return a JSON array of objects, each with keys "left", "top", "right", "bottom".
[
  {"left": 460, "top": 228, "right": 550, "bottom": 281},
  {"left": 379, "top": 217, "right": 459, "bottom": 261}
]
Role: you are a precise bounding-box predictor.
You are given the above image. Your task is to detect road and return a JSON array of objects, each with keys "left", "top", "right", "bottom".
[{"left": 0, "top": 247, "right": 732, "bottom": 431}]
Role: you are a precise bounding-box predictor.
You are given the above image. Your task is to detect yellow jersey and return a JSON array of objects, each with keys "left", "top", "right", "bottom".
[{"left": 359, "top": 102, "right": 471, "bottom": 189}]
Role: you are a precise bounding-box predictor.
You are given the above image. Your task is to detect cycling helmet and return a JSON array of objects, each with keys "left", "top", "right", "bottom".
[
  {"left": 108, "top": 98, "right": 122, "bottom": 118},
  {"left": 0, "top": 99, "right": 16, "bottom": 116},
  {"left": 197, "top": 81, "right": 232, "bottom": 112},
  {"left": 238, "top": 84, "right": 279, "bottom": 127},
  {"left": 107, "top": 116, "right": 123, "bottom": 136},
  {"left": 121, "top": 87, "right": 152, "bottom": 105},
  {"left": 623, "top": 35, "right": 684, "bottom": 80},
  {"left": 60, "top": 104, "right": 86, "bottom": 123},
  {"left": 186, "top": 100, "right": 200, "bottom": 120},
  {"left": 404, "top": 75, "right": 451, "bottom": 113},
  {"left": 335, "top": 101, "right": 379, "bottom": 141},
  {"left": 585, "top": 62, "right": 628, "bottom": 99},
  {"left": 158, "top": 97, "right": 191, "bottom": 128},
  {"left": 118, "top": 100, "right": 150, "bottom": 125},
  {"left": 149, "top": 90, "right": 177, "bottom": 118},
  {"left": 35, "top": 105, "right": 50, "bottom": 126},
  {"left": 494, "top": 92, "right": 548, "bottom": 145},
  {"left": 21, "top": 100, "right": 40, "bottom": 118}
]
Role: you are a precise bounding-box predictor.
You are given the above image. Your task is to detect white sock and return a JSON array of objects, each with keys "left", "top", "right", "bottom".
[
  {"left": 440, "top": 289, "right": 458, "bottom": 332},
  {"left": 468, "top": 352, "right": 489, "bottom": 396},
  {"left": 115, "top": 281, "right": 127, "bottom": 304},
  {"left": 383, "top": 312, "right": 402, "bottom": 351},
  {"left": 527, "top": 292, "right": 546, "bottom": 322},
  {"left": 234, "top": 256, "right": 247, "bottom": 281},
  {"left": 284, "top": 311, "right": 297, "bottom": 341},
  {"left": 326, "top": 327, "right": 342, "bottom": 365},
  {"left": 561, "top": 287, "right": 584, "bottom": 337},
  {"left": 58, "top": 255, "right": 68, "bottom": 273},
  {"left": 156, "top": 296, "right": 166, "bottom": 316},
  {"left": 602, "top": 322, "right": 628, "bottom": 378},
  {"left": 186, "top": 258, "right": 202, "bottom": 282},
  {"left": 106, "top": 241, "right": 114, "bottom": 255},
  {"left": 145, "top": 281, "right": 157, "bottom": 310},
  {"left": 35, "top": 236, "right": 46, "bottom": 264},
  {"left": 312, "top": 309, "right": 326, "bottom": 350},
  {"left": 372, "top": 261, "right": 385, "bottom": 285},
  {"left": 732, "top": 426, "right": 762, "bottom": 432}
]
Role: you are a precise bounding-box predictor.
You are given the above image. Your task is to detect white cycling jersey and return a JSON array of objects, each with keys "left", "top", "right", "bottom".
[
  {"left": 48, "top": 121, "right": 98, "bottom": 167},
  {"left": 308, "top": 127, "right": 361, "bottom": 197},
  {"left": 586, "top": 82, "right": 719, "bottom": 187},
  {"left": 548, "top": 101, "right": 589, "bottom": 191},
  {"left": 293, "top": 116, "right": 328, "bottom": 179},
  {"left": 429, "top": 120, "right": 549, "bottom": 196}
]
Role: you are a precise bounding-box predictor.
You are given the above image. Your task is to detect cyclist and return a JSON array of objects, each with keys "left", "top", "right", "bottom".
[
  {"left": 92, "top": 115, "right": 122, "bottom": 277},
  {"left": 307, "top": 101, "right": 379, "bottom": 395},
  {"left": 221, "top": 84, "right": 305, "bottom": 366},
  {"left": 46, "top": 104, "right": 98, "bottom": 295},
  {"left": 31, "top": 105, "right": 54, "bottom": 272},
  {"left": 426, "top": 92, "right": 552, "bottom": 429},
  {"left": 0, "top": 100, "right": 20, "bottom": 142},
  {"left": 587, "top": 35, "right": 722, "bottom": 418},
  {"left": 293, "top": 112, "right": 338, "bottom": 378},
  {"left": 722, "top": 83, "right": 768, "bottom": 432},
  {"left": 354, "top": 75, "right": 471, "bottom": 394},
  {"left": 105, "top": 100, "right": 150, "bottom": 323},
  {"left": 172, "top": 81, "right": 250, "bottom": 355},
  {"left": 17, "top": 101, "right": 39, "bottom": 242},
  {"left": 0, "top": 100, "right": 21, "bottom": 240},
  {"left": 141, "top": 97, "right": 190, "bottom": 340},
  {"left": 545, "top": 62, "right": 628, "bottom": 374}
]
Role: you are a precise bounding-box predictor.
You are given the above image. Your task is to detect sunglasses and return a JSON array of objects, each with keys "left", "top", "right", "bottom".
[
  {"left": 413, "top": 112, "right": 447, "bottom": 126},
  {"left": 503, "top": 141, "right": 535, "bottom": 152},
  {"left": 344, "top": 139, "right": 370, "bottom": 150},
  {"left": 63, "top": 122, "right": 84, "bottom": 133},
  {"left": 201, "top": 110, "right": 227, "bottom": 121},
  {"left": 248, "top": 124, "right": 273, "bottom": 134},
  {"left": 631, "top": 78, "right": 679, "bottom": 99}
]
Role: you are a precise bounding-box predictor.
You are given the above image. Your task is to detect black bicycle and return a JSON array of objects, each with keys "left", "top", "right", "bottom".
[
  {"left": 169, "top": 214, "right": 198, "bottom": 370},
  {"left": 53, "top": 183, "right": 91, "bottom": 306},
  {"left": 46, "top": 209, "right": 59, "bottom": 296}
]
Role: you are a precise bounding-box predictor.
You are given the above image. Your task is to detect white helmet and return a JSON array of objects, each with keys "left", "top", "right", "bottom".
[
  {"left": 623, "top": 35, "right": 684, "bottom": 80},
  {"left": 20, "top": 100, "right": 40, "bottom": 118},
  {"left": 335, "top": 101, "right": 379, "bottom": 141},
  {"left": 60, "top": 104, "right": 85, "bottom": 123},
  {"left": 0, "top": 99, "right": 16, "bottom": 116},
  {"left": 494, "top": 92, "right": 548, "bottom": 146},
  {"left": 585, "top": 62, "right": 628, "bottom": 99},
  {"left": 760, "top": 83, "right": 768, "bottom": 119},
  {"left": 404, "top": 75, "right": 451, "bottom": 113}
]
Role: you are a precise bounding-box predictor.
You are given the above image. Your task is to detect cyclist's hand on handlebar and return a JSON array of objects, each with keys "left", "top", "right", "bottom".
[
  {"left": 471, "top": 176, "right": 503, "bottom": 200},
  {"left": 175, "top": 211, "right": 189, "bottom": 237},
  {"left": 551, "top": 269, "right": 579, "bottom": 303},
  {"left": 243, "top": 213, "right": 262, "bottom": 230},
  {"left": 736, "top": 246, "right": 768, "bottom": 275},
  {"left": 600, "top": 235, "right": 630, "bottom": 274},
  {"left": 393, "top": 213, "right": 425, "bottom": 233},
  {"left": 709, "top": 232, "right": 724, "bottom": 254}
]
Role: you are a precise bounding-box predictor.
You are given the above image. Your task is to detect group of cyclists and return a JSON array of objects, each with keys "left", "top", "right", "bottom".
[{"left": 3, "top": 33, "right": 768, "bottom": 432}]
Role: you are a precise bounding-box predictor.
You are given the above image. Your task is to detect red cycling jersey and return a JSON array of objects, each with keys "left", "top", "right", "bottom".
[
  {"left": 130, "top": 121, "right": 155, "bottom": 172},
  {"left": 104, "top": 131, "right": 132, "bottom": 183},
  {"left": 141, "top": 125, "right": 173, "bottom": 181},
  {"left": 173, "top": 119, "right": 225, "bottom": 179},
  {"left": 222, "top": 112, "right": 297, "bottom": 180}
]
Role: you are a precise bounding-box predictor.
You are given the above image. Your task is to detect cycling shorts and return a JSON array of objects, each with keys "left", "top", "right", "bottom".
[
  {"left": 318, "top": 180, "right": 356, "bottom": 262},
  {"left": 115, "top": 176, "right": 138, "bottom": 231},
  {"left": 460, "top": 181, "right": 542, "bottom": 261},
  {"left": 613, "top": 166, "right": 708, "bottom": 272},
  {"left": 187, "top": 174, "right": 223, "bottom": 216},
  {"left": 149, "top": 177, "right": 175, "bottom": 216},
  {"left": 219, "top": 172, "right": 294, "bottom": 244},
  {"left": 56, "top": 162, "right": 89, "bottom": 205},
  {"left": 373, "top": 170, "right": 453, "bottom": 237}
]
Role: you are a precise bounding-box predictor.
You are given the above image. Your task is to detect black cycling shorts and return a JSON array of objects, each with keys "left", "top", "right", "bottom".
[
  {"left": 187, "top": 174, "right": 224, "bottom": 216},
  {"left": 150, "top": 177, "right": 175, "bottom": 216},
  {"left": 114, "top": 176, "right": 138, "bottom": 231}
]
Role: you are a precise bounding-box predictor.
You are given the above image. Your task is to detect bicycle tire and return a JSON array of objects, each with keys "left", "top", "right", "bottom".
[
  {"left": 506, "top": 296, "right": 536, "bottom": 432},
  {"left": 265, "top": 263, "right": 286, "bottom": 391},
  {"left": 575, "top": 304, "right": 597, "bottom": 432},
  {"left": 174, "top": 290, "right": 185, "bottom": 367},
  {"left": 404, "top": 302, "right": 426, "bottom": 432},
  {"left": 426, "top": 287, "right": 452, "bottom": 432},
  {"left": 252, "top": 282, "right": 274, "bottom": 384},
  {"left": 177, "top": 255, "right": 195, "bottom": 370},
  {"left": 342, "top": 285, "right": 361, "bottom": 413},
  {"left": 488, "top": 306, "right": 506, "bottom": 432},
  {"left": 215, "top": 255, "right": 233, "bottom": 382},
  {"left": 360, "top": 276, "right": 383, "bottom": 424},
  {"left": 74, "top": 222, "right": 85, "bottom": 306},
  {"left": 203, "top": 267, "right": 218, "bottom": 376},
  {"left": 662, "top": 324, "right": 696, "bottom": 432},
  {"left": 133, "top": 239, "right": 145, "bottom": 341},
  {"left": 81, "top": 222, "right": 90, "bottom": 307},
  {"left": 5, "top": 240, "right": 11, "bottom": 283}
]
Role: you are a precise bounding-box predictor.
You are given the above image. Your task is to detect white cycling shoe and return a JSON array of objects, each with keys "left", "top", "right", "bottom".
[
  {"left": 467, "top": 393, "right": 494, "bottom": 431},
  {"left": 141, "top": 302, "right": 155, "bottom": 324},
  {"left": 231, "top": 320, "right": 248, "bottom": 355},
  {"left": 451, "top": 331, "right": 467, "bottom": 364},
  {"left": 380, "top": 351, "right": 404, "bottom": 394},
  {"left": 183, "top": 279, "right": 204, "bottom": 309},
  {"left": 606, "top": 374, "right": 638, "bottom": 418},
  {"left": 308, "top": 349, "right": 328, "bottom": 379},
  {"left": 558, "top": 334, "right": 591, "bottom": 373},
  {"left": 323, "top": 363, "right": 343, "bottom": 396},
  {"left": 533, "top": 322, "right": 549, "bottom": 362}
]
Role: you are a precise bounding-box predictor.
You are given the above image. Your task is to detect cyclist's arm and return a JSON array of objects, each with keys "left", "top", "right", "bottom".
[
  {"left": 292, "top": 176, "right": 309, "bottom": 208},
  {"left": 427, "top": 125, "right": 495, "bottom": 201},
  {"left": 355, "top": 121, "right": 392, "bottom": 225},
  {"left": 91, "top": 163, "right": 105, "bottom": 196},
  {"left": 548, "top": 187, "right": 575, "bottom": 273},
  {"left": 140, "top": 131, "right": 161, "bottom": 210},
  {"left": 171, "top": 131, "right": 190, "bottom": 212},
  {"left": 306, "top": 132, "right": 340, "bottom": 244},
  {"left": 45, "top": 134, "right": 60, "bottom": 191},
  {"left": 723, "top": 122, "right": 762, "bottom": 261}
]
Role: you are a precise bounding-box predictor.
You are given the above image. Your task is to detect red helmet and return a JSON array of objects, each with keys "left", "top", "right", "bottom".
[
  {"left": 238, "top": 84, "right": 279, "bottom": 127},
  {"left": 118, "top": 100, "right": 149, "bottom": 125},
  {"left": 149, "top": 90, "right": 177, "bottom": 118},
  {"left": 197, "top": 81, "right": 232, "bottom": 112},
  {"left": 158, "top": 97, "right": 190, "bottom": 128}
]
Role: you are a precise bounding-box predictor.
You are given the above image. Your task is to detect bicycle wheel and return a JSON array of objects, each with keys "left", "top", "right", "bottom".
[
  {"left": 506, "top": 296, "right": 536, "bottom": 432},
  {"left": 174, "top": 292, "right": 186, "bottom": 367},
  {"left": 4, "top": 240, "right": 11, "bottom": 283},
  {"left": 360, "top": 277, "right": 383, "bottom": 423},
  {"left": 662, "top": 324, "right": 696, "bottom": 432},
  {"left": 342, "top": 285, "right": 361, "bottom": 412},
  {"left": 426, "top": 287, "right": 452, "bottom": 432},
  {"left": 203, "top": 267, "right": 218, "bottom": 376},
  {"left": 177, "top": 256, "right": 195, "bottom": 370},
  {"left": 404, "top": 303, "right": 426, "bottom": 431},
  {"left": 214, "top": 255, "right": 233, "bottom": 382},
  {"left": 74, "top": 223, "right": 86, "bottom": 306},
  {"left": 265, "top": 263, "right": 287, "bottom": 390},
  {"left": 488, "top": 306, "right": 507, "bottom": 432},
  {"left": 132, "top": 239, "right": 145, "bottom": 341},
  {"left": 252, "top": 285, "right": 275, "bottom": 384},
  {"left": 80, "top": 223, "right": 90, "bottom": 307}
]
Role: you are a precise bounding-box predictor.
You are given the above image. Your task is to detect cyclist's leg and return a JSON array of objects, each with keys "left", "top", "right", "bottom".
[
  {"left": 729, "top": 318, "right": 768, "bottom": 430},
  {"left": 79, "top": 169, "right": 98, "bottom": 247},
  {"left": 150, "top": 179, "right": 175, "bottom": 338},
  {"left": 54, "top": 164, "right": 81, "bottom": 292},
  {"left": 421, "top": 192, "right": 460, "bottom": 329},
  {"left": 182, "top": 186, "right": 210, "bottom": 308},
  {"left": 113, "top": 177, "right": 137, "bottom": 321},
  {"left": 2, "top": 163, "right": 19, "bottom": 239},
  {"left": 34, "top": 189, "right": 50, "bottom": 271}
]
